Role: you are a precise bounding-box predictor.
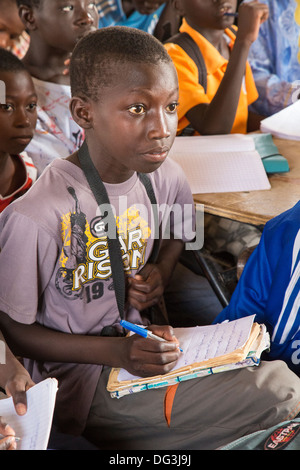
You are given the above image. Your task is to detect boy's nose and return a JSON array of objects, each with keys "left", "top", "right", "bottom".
[
  {"left": 75, "top": 5, "right": 96, "bottom": 26},
  {"left": 14, "top": 109, "right": 31, "bottom": 127},
  {"left": 148, "top": 111, "right": 171, "bottom": 140}
]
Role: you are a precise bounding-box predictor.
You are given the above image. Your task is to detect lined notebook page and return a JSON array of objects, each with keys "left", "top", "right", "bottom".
[
  {"left": 168, "top": 134, "right": 271, "bottom": 194},
  {"left": 0, "top": 378, "right": 58, "bottom": 450},
  {"left": 117, "top": 315, "right": 255, "bottom": 382}
]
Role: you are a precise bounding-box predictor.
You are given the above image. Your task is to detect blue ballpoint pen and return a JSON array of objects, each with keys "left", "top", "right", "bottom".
[
  {"left": 223, "top": 12, "right": 238, "bottom": 17},
  {"left": 120, "top": 320, "right": 183, "bottom": 352}
]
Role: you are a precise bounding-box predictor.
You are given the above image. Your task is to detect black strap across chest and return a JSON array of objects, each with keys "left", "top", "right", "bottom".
[{"left": 77, "top": 140, "right": 160, "bottom": 320}]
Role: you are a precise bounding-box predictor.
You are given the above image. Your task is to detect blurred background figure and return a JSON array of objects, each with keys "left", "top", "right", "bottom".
[{"left": 0, "top": 0, "right": 29, "bottom": 58}]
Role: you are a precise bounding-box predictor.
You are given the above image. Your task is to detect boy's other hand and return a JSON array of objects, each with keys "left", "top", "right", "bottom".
[
  {"left": 237, "top": 0, "right": 269, "bottom": 45},
  {"left": 0, "top": 417, "right": 17, "bottom": 450},
  {"left": 121, "top": 324, "right": 181, "bottom": 377},
  {"left": 127, "top": 264, "right": 165, "bottom": 312},
  {"left": 4, "top": 367, "right": 35, "bottom": 416}
]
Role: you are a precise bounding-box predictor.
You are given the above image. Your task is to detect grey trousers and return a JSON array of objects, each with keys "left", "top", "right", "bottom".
[{"left": 83, "top": 360, "right": 300, "bottom": 450}]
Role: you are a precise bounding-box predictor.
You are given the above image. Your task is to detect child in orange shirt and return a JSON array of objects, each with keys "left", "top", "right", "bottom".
[{"left": 165, "top": 0, "right": 269, "bottom": 135}]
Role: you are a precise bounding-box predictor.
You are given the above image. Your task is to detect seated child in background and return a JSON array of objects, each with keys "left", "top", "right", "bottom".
[
  {"left": 117, "top": 0, "right": 181, "bottom": 41},
  {"left": 97, "top": 0, "right": 181, "bottom": 42},
  {"left": 165, "top": 0, "right": 269, "bottom": 135},
  {"left": 16, "top": 0, "right": 98, "bottom": 176},
  {"left": 0, "top": 0, "right": 29, "bottom": 59},
  {"left": 0, "top": 49, "right": 37, "bottom": 213},
  {"left": 0, "top": 27, "right": 299, "bottom": 451},
  {"left": 0, "top": 330, "right": 35, "bottom": 450},
  {"left": 165, "top": 0, "right": 266, "bottom": 270},
  {"left": 214, "top": 200, "right": 300, "bottom": 377},
  {"left": 248, "top": 0, "right": 300, "bottom": 117}
]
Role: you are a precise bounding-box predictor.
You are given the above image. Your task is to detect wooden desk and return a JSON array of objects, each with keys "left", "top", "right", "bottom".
[{"left": 193, "top": 137, "right": 300, "bottom": 226}]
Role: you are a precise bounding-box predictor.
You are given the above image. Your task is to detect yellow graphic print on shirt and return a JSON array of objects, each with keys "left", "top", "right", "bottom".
[{"left": 55, "top": 186, "right": 151, "bottom": 301}]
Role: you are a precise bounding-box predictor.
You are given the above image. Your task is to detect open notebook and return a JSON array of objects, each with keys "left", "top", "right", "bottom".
[
  {"left": 168, "top": 134, "right": 271, "bottom": 194},
  {"left": 0, "top": 378, "right": 58, "bottom": 450},
  {"left": 107, "top": 316, "right": 270, "bottom": 398}
]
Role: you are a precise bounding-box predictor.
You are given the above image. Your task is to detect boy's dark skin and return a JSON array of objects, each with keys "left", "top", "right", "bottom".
[
  {"left": 0, "top": 57, "right": 184, "bottom": 379},
  {"left": 172, "top": 0, "right": 269, "bottom": 134},
  {"left": 18, "top": 0, "right": 98, "bottom": 84},
  {"left": 0, "top": 69, "right": 37, "bottom": 201},
  {"left": 0, "top": 330, "right": 34, "bottom": 415}
]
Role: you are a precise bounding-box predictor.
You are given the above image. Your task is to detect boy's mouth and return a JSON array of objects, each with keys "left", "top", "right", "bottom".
[
  {"left": 218, "top": 4, "right": 233, "bottom": 16},
  {"left": 141, "top": 146, "right": 169, "bottom": 163},
  {"left": 11, "top": 135, "right": 32, "bottom": 145}
]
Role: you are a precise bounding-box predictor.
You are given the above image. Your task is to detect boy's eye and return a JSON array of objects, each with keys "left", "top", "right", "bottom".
[
  {"left": 166, "top": 102, "right": 179, "bottom": 113},
  {"left": 27, "top": 102, "right": 37, "bottom": 112},
  {"left": 61, "top": 5, "right": 74, "bottom": 12},
  {"left": 88, "top": 2, "right": 96, "bottom": 7},
  {"left": 0, "top": 103, "right": 13, "bottom": 111},
  {"left": 128, "top": 104, "right": 146, "bottom": 115}
]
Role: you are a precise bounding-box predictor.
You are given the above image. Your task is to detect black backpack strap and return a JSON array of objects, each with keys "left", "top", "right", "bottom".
[
  {"left": 166, "top": 32, "right": 207, "bottom": 92},
  {"left": 227, "top": 25, "right": 237, "bottom": 37},
  {"left": 78, "top": 140, "right": 126, "bottom": 319},
  {"left": 166, "top": 32, "right": 207, "bottom": 136},
  {"left": 137, "top": 173, "right": 160, "bottom": 264},
  {"left": 77, "top": 141, "right": 161, "bottom": 322}
]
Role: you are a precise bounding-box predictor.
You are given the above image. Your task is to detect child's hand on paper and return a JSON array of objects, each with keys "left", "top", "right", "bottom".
[
  {"left": 3, "top": 360, "right": 35, "bottom": 416},
  {"left": 0, "top": 417, "right": 17, "bottom": 450},
  {"left": 127, "top": 264, "right": 164, "bottom": 312},
  {"left": 121, "top": 324, "right": 181, "bottom": 378}
]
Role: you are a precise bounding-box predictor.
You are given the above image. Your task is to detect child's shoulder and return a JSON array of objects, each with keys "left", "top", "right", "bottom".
[
  {"left": 4, "top": 160, "right": 81, "bottom": 216},
  {"left": 263, "top": 200, "right": 300, "bottom": 252}
]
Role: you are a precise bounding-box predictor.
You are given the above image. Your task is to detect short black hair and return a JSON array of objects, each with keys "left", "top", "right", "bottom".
[
  {"left": 70, "top": 26, "right": 173, "bottom": 101},
  {"left": 16, "top": 0, "right": 41, "bottom": 7},
  {"left": 0, "top": 48, "right": 27, "bottom": 73}
]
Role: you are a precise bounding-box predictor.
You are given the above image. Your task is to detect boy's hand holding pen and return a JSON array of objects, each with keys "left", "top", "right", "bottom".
[
  {"left": 235, "top": 1, "right": 269, "bottom": 45},
  {"left": 121, "top": 320, "right": 183, "bottom": 352},
  {"left": 120, "top": 321, "right": 182, "bottom": 378}
]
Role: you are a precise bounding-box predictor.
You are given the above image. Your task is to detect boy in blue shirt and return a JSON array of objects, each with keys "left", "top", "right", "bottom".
[{"left": 214, "top": 201, "right": 300, "bottom": 377}]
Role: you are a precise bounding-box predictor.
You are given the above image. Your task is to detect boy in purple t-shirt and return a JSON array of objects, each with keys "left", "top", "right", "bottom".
[{"left": 0, "top": 28, "right": 299, "bottom": 450}]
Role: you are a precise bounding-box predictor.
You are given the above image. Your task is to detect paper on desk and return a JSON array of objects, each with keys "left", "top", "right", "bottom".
[
  {"left": 168, "top": 134, "right": 270, "bottom": 194},
  {"left": 117, "top": 315, "right": 256, "bottom": 382},
  {"left": 260, "top": 100, "right": 300, "bottom": 141},
  {"left": 0, "top": 377, "right": 58, "bottom": 450}
]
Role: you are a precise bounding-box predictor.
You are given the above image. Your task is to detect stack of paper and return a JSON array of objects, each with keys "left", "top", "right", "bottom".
[
  {"left": 168, "top": 134, "right": 271, "bottom": 194},
  {"left": 0, "top": 378, "right": 58, "bottom": 450},
  {"left": 260, "top": 100, "right": 300, "bottom": 140},
  {"left": 107, "top": 316, "right": 270, "bottom": 398}
]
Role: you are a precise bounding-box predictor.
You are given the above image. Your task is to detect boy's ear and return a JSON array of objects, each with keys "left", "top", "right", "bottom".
[
  {"left": 18, "top": 5, "right": 37, "bottom": 31},
  {"left": 70, "top": 96, "right": 93, "bottom": 129}
]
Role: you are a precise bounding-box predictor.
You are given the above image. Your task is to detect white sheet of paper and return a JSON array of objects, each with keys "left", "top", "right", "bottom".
[
  {"left": 168, "top": 135, "right": 270, "bottom": 194},
  {"left": 260, "top": 100, "right": 300, "bottom": 140},
  {"left": 0, "top": 378, "right": 58, "bottom": 450},
  {"left": 118, "top": 315, "right": 255, "bottom": 382}
]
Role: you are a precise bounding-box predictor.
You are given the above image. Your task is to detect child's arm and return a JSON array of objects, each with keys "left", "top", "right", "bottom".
[
  {"left": 186, "top": 0, "right": 269, "bottom": 135},
  {"left": 0, "top": 312, "right": 180, "bottom": 379},
  {"left": 127, "top": 238, "right": 184, "bottom": 312},
  {"left": 0, "top": 331, "right": 34, "bottom": 416}
]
